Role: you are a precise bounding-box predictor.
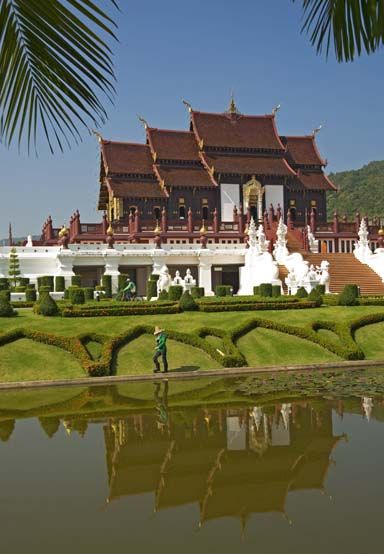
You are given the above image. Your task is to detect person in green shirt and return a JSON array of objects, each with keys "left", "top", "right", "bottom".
[
  {"left": 123, "top": 277, "right": 136, "bottom": 301},
  {"left": 153, "top": 326, "right": 168, "bottom": 373}
]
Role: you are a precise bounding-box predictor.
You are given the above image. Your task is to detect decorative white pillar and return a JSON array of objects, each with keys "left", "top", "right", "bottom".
[
  {"left": 103, "top": 251, "right": 121, "bottom": 293},
  {"left": 152, "top": 249, "right": 168, "bottom": 275},
  {"left": 354, "top": 219, "right": 371, "bottom": 262},
  {"left": 273, "top": 217, "right": 289, "bottom": 263},
  {"left": 198, "top": 253, "right": 214, "bottom": 296},
  {"left": 56, "top": 250, "right": 75, "bottom": 287}
]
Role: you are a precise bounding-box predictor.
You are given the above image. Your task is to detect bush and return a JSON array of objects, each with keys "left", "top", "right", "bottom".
[
  {"left": 118, "top": 274, "right": 129, "bottom": 291},
  {"left": 37, "top": 276, "right": 54, "bottom": 292},
  {"left": 83, "top": 287, "right": 94, "bottom": 301},
  {"left": 0, "top": 290, "right": 11, "bottom": 302},
  {"left": 71, "top": 275, "right": 82, "bottom": 287},
  {"left": 316, "top": 284, "right": 326, "bottom": 295},
  {"left": 55, "top": 276, "right": 65, "bottom": 292},
  {"left": 69, "top": 287, "right": 85, "bottom": 305},
  {"left": 308, "top": 288, "right": 323, "bottom": 307},
  {"left": 191, "top": 286, "right": 205, "bottom": 298},
  {"left": 0, "top": 278, "right": 9, "bottom": 290},
  {"left": 259, "top": 283, "right": 273, "bottom": 297},
  {"left": 19, "top": 277, "right": 29, "bottom": 287},
  {"left": 150, "top": 273, "right": 160, "bottom": 282},
  {"left": 253, "top": 286, "right": 260, "bottom": 296},
  {"left": 215, "top": 285, "right": 232, "bottom": 297},
  {"left": 34, "top": 292, "right": 59, "bottom": 316},
  {"left": 25, "top": 288, "right": 37, "bottom": 302},
  {"left": 0, "top": 297, "right": 15, "bottom": 317},
  {"left": 338, "top": 284, "right": 359, "bottom": 306},
  {"left": 102, "top": 275, "right": 112, "bottom": 298},
  {"left": 296, "top": 287, "right": 308, "bottom": 298},
  {"left": 14, "top": 286, "right": 26, "bottom": 293},
  {"left": 95, "top": 285, "right": 105, "bottom": 292},
  {"left": 271, "top": 285, "right": 281, "bottom": 297},
  {"left": 168, "top": 285, "right": 184, "bottom": 301},
  {"left": 179, "top": 291, "right": 198, "bottom": 311},
  {"left": 158, "top": 290, "right": 169, "bottom": 301},
  {"left": 146, "top": 279, "right": 158, "bottom": 300},
  {"left": 62, "top": 303, "right": 180, "bottom": 317},
  {"left": 39, "top": 286, "right": 52, "bottom": 293}
]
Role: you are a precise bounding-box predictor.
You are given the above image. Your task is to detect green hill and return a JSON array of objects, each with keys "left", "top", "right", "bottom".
[{"left": 327, "top": 160, "right": 384, "bottom": 218}]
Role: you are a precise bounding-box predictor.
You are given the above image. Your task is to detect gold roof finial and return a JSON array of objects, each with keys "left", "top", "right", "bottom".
[
  {"left": 154, "top": 220, "right": 161, "bottom": 234},
  {"left": 137, "top": 115, "right": 149, "bottom": 129},
  {"left": 227, "top": 91, "right": 240, "bottom": 115},
  {"left": 199, "top": 220, "right": 208, "bottom": 234}
]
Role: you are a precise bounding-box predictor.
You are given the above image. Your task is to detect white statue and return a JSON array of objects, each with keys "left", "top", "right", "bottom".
[
  {"left": 257, "top": 224, "right": 267, "bottom": 250},
  {"left": 307, "top": 225, "right": 318, "bottom": 253},
  {"left": 157, "top": 265, "right": 172, "bottom": 295},
  {"left": 172, "top": 270, "right": 184, "bottom": 286},
  {"left": 308, "top": 264, "right": 318, "bottom": 281},
  {"left": 285, "top": 267, "right": 298, "bottom": 295},
  {"left": 247, "top": 218, "right": 258, "bottom": 249},
  {"left": 183, "top": 268, "right": 196, "bottom": 291},
  {"left": 354, "top": 218, "right": 371, "bottom": 262},
  {"left": 318, "top": 260, "right": 330, "bottom": 293},
  {"left": 273, "top": 217, "right": 289, "bottom": 262},
  {"left": 26, "top": 235, "right": 33, "bottom": 247}
]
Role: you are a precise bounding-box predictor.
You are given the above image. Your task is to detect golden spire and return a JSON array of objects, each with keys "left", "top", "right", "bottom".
[
  {"left": 154, "top": 220, "right": 161, "bottom": 234},
  {"left": 227, "top": 92, "right": 240, "bottom": 115},
  {"left": 199, "top": 220, "right": 208, "bottom": 234}
]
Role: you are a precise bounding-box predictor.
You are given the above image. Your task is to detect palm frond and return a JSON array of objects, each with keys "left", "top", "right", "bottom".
[
  {"left": 294, "top": 0, "right": 384, "bottom": 62},
  {"left": 0, "top": 0, "right": 118, "bottom": 153}
]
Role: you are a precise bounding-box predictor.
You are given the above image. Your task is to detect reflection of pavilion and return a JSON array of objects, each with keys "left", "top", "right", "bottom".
[{"left": 103, "top": 402, "right": 342, "bottom": 526}]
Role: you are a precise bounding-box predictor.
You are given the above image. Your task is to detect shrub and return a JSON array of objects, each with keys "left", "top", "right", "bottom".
[
  {"left": 338, "top": 284, "right": 359, "bottom": 306},
  {"left": 69, "top": 287, "right": 85, "bottom": 305},
  {"left": 271, "top": 285, "right": 281, "bottom": 297},
  {"left": 102, "top": 275, "right": 112, "bottom": 298},
  {"left": 179, "top": 291, "right": 198, "bottom": 311},
  {"left": 296, "top": 287, "right": 308, "bottom": 298},
  {"left": 118, "top": 274, "right": 129, "bottom": 291},
  {"left": 71, "top": 275, "right": 82, "bottom": 287},
  {"left": 25, "top": 288, "right": 37, "bottom": 302},
  {"left": 95, "top": 285, "right": 105, "bottom": 292},
  {"left": 253, "top": 286, "right": 260, "bottom": 296},
  {"left": 158, "top": 290, "right": 169, "bottom": 301},
  {"left": 150, "top": 273, "right": 160, "bottom": 282},
  {"left": 83, "top": 287, "right": 94, "bottom": 301},
  {"left": 0, "top": 290, "right": 11, "bottom": 302},
  {"left": 146, "top": 279, "right": 158, "bottom": 300},
  {"left": 34, "top": 292, "right": 59, "bottom": 316},
  {"left": 37, "top": 276, "right": 54, "bottom": 292},
  {"left": 215, "top": 285, "right": 232, "bottom": 297},
  {"left": 191, "top": 286, "right": 205, "bottom": 298},
  {"left": 168, "top": 285, "right": 184, "bottom": 301},
  {"left": 259, "top": 283, "right": 273, "bottom": 297},
  {"left": 39, "top": 286, "right": 52, "bottom": 293},
  {"left": 19, "top": 277, "right": 30, "bottom": 287},
  {"left": 14, "top": 286, "right": 26, "bottom": 293},
  {"left": 26, "top": 283, "right": 36, "bottom": 290},
  {"left": 316, "top": 284, "right": 326, "bottom": 295},
  {"left": 308, "top": 288, "right": 323, "bottom": 307},
  {"left": 0, "top": 278, "right": 9, "bottom": 290},
  {"left": 55, "top": 276, "right": 65, "bottom": 292},
  {"left": 0, "top": 297, "right": 15, "bottom": 317}
]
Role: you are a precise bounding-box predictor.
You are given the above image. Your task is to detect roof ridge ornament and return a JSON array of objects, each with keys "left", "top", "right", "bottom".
[
  {"left": 182, "top": 99, "right": 193, "bottom": 113},
  {"left": 226, "top": 92, "right": 241, "bottom": 116},
  {"left": 91, "top": 129, "right": 103, "bottom": 142},
  {"left": 272, "top": 104, "right": 281, "bottom": 116},
  {"left": 312, "top": 124, "right": 323, "bottom": 137},
  {"left": 137, "top": 115, "right": 149, "bottom": 129}
]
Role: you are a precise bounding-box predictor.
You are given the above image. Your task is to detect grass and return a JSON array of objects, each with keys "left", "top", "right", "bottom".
[{"left": 0, "top": 305, "right": 384, "bottom": 383}]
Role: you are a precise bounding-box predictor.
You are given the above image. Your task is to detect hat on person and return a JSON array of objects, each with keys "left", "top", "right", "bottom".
[{"left": 154, "top": 326, "right": 164, "bottom": 335}]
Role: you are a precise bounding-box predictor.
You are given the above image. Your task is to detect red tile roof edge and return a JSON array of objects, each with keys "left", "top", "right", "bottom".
[{"left": 283, "top": 135, "right": 327, "bottom": 167}]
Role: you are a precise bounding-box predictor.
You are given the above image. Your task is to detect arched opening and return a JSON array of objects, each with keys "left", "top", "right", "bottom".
[
  {"left": 154, "top": 206, "right": 161, "bottom": 221},
  {"left": 129, "top": 206, "right": 137, "bottom": 216},
  {"left": 202, "top": 206, "right": 209, "bottom": 220},
  {"left": 179, "top": 205, "right": 186, "bottom": 219},
  {"left": 250, "top": 205, "right": 258, "bottom": 221},
  {"left": 289, "top": 207, "right": 297, "bottom": 221}
]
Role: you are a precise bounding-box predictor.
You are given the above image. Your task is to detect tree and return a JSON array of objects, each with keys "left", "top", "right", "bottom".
[
  {"left": 8, "top": 247, "right": 20, "bottom": 287},
  {"left": 0, "top": 0, "right": 118, "bottom": 153},
  {"left": 294, "top": 0, "right": 384, "bottom": 62}
]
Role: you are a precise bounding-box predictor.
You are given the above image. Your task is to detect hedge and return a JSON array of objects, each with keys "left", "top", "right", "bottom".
[
  {"left": 0, "top": 278, "right": 9, "bottom": 290},
  {"left": 215, "top": 285, "right": 232, "bottom": 297},
  {"left": 61, "top": 303, "right": 180, "bottom": 317},
  {"left": 146, "top": 279, "right": 158, "bottom": 300},
  {"left": 179, "top": 291, "right": 198, "bottom": 311},
  {"left": 69, "top": 287, "right": 85, "bottom": 305},
  {"left": 259, "top": 283, "right": 272, "bottom": 297},
  {"left": 14, "top": 286, "right": 26, "bottom": 293},
  {"left": 33, "top": 292, "right": 59, "bottom": 316},
  {"left": 102, "top": 275, "right": 112, "bottom": 298},
  {"left": 191, "top": 286, "right": 205, "bottom": 299},
  {"left": 296, "top": 287, "right": 308, "bottom": 298},
  {"left": 0, "top": 290, "right": 11, "bottom": 301},
  {"left": 25, "top": 288, "right": 37, "bottom": 302},
  {"left": 83, "top": 287, "right": 94, "bottom": 302},
  {"left": 253, "top": 286, "right": 260, "bottom": 296},
  {"left": 271, "top": 285, "right": 281, "bottom": 297},
  {"left": 55, "top": 276, "right": 65, "bottom": 292},
  {"left": 359, "top": 297, "right": 384, "bottom": 306},
  {"left": 37, "top": 276, "right": 54, "bottom": 292},
  {"left": 307, "top": 288, "right": 323, "bottom": 307},
  {"left": 0, "top": 297, "right": 16, "bottom": 317},
  {"left": 199, "top": 301, "right": 319, "bottom": 313},
  {"left": 168, "top": 285, "right": 183, "bottom": 301},
  {"left": 338, "top": 284, "right": 359, "bottom": 306},
  {"left": 158, "top": 290, "right": 169, "bottom": 301},
  {"left": 71, "top": 275, "right": 82, "bottom": 287},
  {"left": 19, "top": 277, "right": 30, "bottom": 287}
]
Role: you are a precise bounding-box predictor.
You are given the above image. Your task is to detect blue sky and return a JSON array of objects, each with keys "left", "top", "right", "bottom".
[{"left": 1, "top": 0, "right": 384, "bottom": 239}]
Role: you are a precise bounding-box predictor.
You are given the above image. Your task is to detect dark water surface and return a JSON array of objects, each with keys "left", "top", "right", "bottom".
[{"left": 0, "top": 379, "right": 383, "bottom": 554}]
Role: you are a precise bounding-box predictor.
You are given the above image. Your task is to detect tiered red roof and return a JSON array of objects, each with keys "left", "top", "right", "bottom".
[
  {"left": 201, "top": 153, "right": 295, "bottom": 177},
  {"left": 297, "top": 170, "right": 337, "bottom": 191},
  {"left": 155, "top": 166, "right": 216, "bottom": 188},
  {"left": 191, "top": 111, "right": 285, "bottom": 151},
  {"left": 147, "top": 129, "right": 200, "bottom": 161},
  {"left": 282, "top": 135, "right": 326, "bottom": 167},
  {"left": 101, "top": 141, "right": 154, "bottom": 175}
]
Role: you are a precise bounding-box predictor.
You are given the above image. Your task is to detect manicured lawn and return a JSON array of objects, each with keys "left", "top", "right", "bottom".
[{"left": 0, "top": 305, "right": 384, "bottom": 383}]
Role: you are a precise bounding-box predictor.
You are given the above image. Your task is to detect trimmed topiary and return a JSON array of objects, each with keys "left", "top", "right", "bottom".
[
  {"left": 338, "top": 284, "right": 359, "bottom": 306},
  {"left": 168, "top": 285, "right": 184, "bottom": 301},
  {"left": 37, "top": 276, "right": 54, "bottom": 292},
  {"left": 71, "top": 275, "right": 82, "bottom": 287},
  {"left": 150, "top": 273, "right": 160, "bottom": 282},
  {"left": 272, "top": 285, "right": 281, "bottom": 297},
  {"left": 83, "top": 287, "right": 94, "bottom": 301},
  {"left": 146, "top": 279, "right": 158, "bottom": 300},
  {"left": 191, "top": 286, "right": 205, "bottom": 298},
  {"left": 253, "top": 286, "right": 260, "bottom": 296},
  {"left": 55, "top": 276, "right": 65, "bottom": 292},
  {"left": 296, "top": 287, "right": 308, "bottom": 298},
  {"left": 69, "top": 287, "right": 85, "bottom": 305},
  {"left": 102, "top": 275, "right": 112, "bottom": 298},
  {"left": 308, "top": 288, "right": 323, "bottom": 307},
  {"left": 118, "top": 274, "right": 129, "bottom": 291},
  {"left": 259, "top": 283, "right": 273, "bottom": 297},
  {"left": 0, "top": 278, "right": 9, "bottom": 291},
  {"left": 0, "top": 290, "right": 11, "bottom": 302},
  {"left": 316, "top": 284, "right": 326, "bottom": 295},
  {"left": 35, "top": 292, "right": 59, "bottom": 316},
  {"left": 179, "top": 291, "right": 198, "bottom": 311},
  {"left": 25, "top": 288, "right": 37, "bottom": 302},
  {"left": 215, "top": 285, "right": 232, "bottom": 297},
  {"left": 0, "top": 296, "right": 16, "bottom": 317},
  {"left": 158, "top": 289, "right": 169, "bottom": 301},
  {"left": 14, "top": 286, "right": 26, "bottom": 293},
  {"left": 19, "top": 277, "right": 30, "bottom": 287}
]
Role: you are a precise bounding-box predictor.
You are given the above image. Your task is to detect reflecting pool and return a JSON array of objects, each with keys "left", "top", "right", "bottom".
[{"left": 1, "top": 378, "right": 384, "bottom": 554}]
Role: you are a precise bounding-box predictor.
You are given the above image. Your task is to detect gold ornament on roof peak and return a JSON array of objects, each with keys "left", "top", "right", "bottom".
[
  {"left": 106, "top": 225, "right": 114, "bottom": 236},
  {"left": 226, "top": 93, "right": 241, "bottom": 115},
  {"left": 199, "top": 221, "right": 208, "bottom": 234}
]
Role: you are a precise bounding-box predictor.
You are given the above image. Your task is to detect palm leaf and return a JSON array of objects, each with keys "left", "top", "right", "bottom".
[
  {"left": 294, "top": 0, "right": 384, "bottom": 61},
  {"left": 0, "top": 0, "right": 118, "bottom": 153}
]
